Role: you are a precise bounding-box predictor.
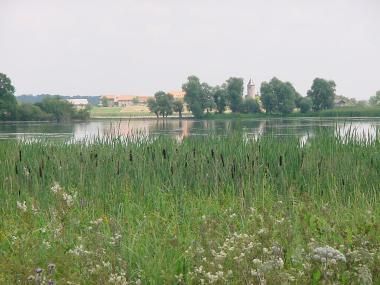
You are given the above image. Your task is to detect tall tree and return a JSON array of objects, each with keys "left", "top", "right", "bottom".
[
  {"left": 369, "top": 90, "right": 380, "bottom": 106},
  {"left": 260, "top": 77, "right": 296, "bottom": 114},
  {"left": 147, "top": 97, "right": 159, "bottom": 118},
  {"left": 183, "top": 76, "right": 204, "bottom": 118},
  {"left": 173, "top": 99, "right": 184, "bottom": 118},
  {"left": 307, "top": 78, "right": 336, "bottom": 111},
  {"left": 154, "top": 91, "right": 174, "bottom": 118},
  {"left": 0, "top": 73, "right": 17, "bottom": 120},
  {"left": 213, "top": 85, "right": 228, "bottom": 114},
  {"left": 226, "top": 77, "right": 244, "bottom": 113},
  {"left": 201, "top": 83, "right": 216, "bottom": 114}
]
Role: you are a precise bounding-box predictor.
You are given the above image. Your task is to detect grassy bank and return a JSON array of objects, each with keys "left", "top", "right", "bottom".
[
  {"left": 0, "top": 132, "right": 379, "bottom": 284},
  {"left": 203, "top": 106, "right": 380, "bottom": 120}
]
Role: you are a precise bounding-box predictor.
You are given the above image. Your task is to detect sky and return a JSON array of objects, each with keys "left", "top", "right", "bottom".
[{"left": 0, "top": 0, "right": 379, "bottom": 100}]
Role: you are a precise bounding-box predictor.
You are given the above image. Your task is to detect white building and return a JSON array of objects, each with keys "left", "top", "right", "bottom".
[{"left": 66, "top": 98, "right": 89, "bottom": 110}]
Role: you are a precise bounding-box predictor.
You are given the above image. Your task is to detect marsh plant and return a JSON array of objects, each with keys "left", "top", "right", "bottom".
[{"left": 0, "top": 130, "right": 379, "bottom": 284}]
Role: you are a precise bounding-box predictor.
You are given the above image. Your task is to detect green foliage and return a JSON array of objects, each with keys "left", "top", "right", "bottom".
[
  {"left": 147, "top": 92, "right": 174, "bottom": 118},
  {"left": 183, "top": 76, "right": 205, "bottom": 118},
  {"left": 369, "top": 90, "right": 380, "bottom": 106},
  {"left": 15, "top": 103, "right": 52, "bottom": 121},
  {"left": 239, "top": 97, "right": 260, "bottom": 114},
  {"left": 260, "top": 77, "right": 296, "bottom": 114},
  {"left": 213, "top": 86, "right": 228, "bottom": 114},
  {"left": 132, "top": 97, "right": 140, "bottom": 105},
  {"left": 307, "top": 78, "right": 336, "bottom": 111},
  {"left": 0, "top": 73, "right": 17, "bottom": 120},
  {"left": 201, "top": 83, "right": 216, "bottom": 114},
  {"left": 147, "top": 97, "right": 159, "bottom": 118},
  {"left": 155, "top": 91, "right": 174, "bottom": 117},
  {"left": 36, "top": 96, "right": 89, "bottom": 121},
  {"left": 173, "top": 99, "right": 184, "bottom": 118},
  {"left": 226, "top": 77, "right": 244, "bottom": 113},
  {"left": 101, "top": 97, "right": 110, "bottom": 107},
  {"left": 299, "top": 97, "right": 312, "bottom": 113}
]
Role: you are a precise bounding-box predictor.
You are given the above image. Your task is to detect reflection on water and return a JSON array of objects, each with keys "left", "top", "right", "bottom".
[{"left": 0, "top": 118, "right": 379, "bottom": 142}]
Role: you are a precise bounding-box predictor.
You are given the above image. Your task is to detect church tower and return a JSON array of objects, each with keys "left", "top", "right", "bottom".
[{"left": 246, "top": 78, "right": 257, "bottom": 99}]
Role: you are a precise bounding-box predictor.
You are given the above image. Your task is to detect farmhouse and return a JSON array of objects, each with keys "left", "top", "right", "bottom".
[
  {"left": 66, "top": 98, "right": 89, "bottom": 110},
  {"left": 101, "top": 95, "right": 151, "bottom": 107},
  {"left": 168, "top": 91, "right": 186, "bottom": 101}
]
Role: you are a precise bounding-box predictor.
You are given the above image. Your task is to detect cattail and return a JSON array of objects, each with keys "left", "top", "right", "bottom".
[
  {"left": 162, "top": 149, "right": 167, "bottom": 159},
  {"left": 220, "top": 154, "right": 225, "bottom": 167},
  {"left": 193, "top": 148, "right": 196, "bottom": 158},
  {"left": 19, "top": 150, "right": 22, "bottom": 162},
  {"left": 117, "top": 160, "right": 120, "bottom": 175},
  {"left": 170, "top": 166, "right": 174, "bottom": 175},
  {"left": 129, "top": 150, "right": 133, "bottom": 162},
  {"left": 15, "top": 164, "right": 18, "bottom": 175},
  {"left": 279, "top": 155, "right": 283, "bottom": 166},
  {"left": 211, "top": 149, "right": 215, "bottom": 159}
]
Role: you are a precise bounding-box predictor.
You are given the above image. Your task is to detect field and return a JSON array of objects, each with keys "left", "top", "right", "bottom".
[
  {"left": 91, "top": 106, "right": 154, "bottom": 118},
  {"left": 0, "top": 131, "right": 379, "bottom": 284}
]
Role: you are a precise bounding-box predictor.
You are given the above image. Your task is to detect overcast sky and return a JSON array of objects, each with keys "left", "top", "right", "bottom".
[{"left": 0, "top": 0, "right": 379, "bottom": 99}]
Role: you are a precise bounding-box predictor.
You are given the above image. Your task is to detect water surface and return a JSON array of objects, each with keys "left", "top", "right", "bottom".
[{"left": 0, "top": 118, "right": 379, "bottom": 141}]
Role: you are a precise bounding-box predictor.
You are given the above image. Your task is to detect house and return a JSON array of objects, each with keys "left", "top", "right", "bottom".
[
  {"left": 66, "top": 98, "right": 89, "bottom": 110},
  {"left": 168, "top": 91, "right": 186, "bottom": 101},
  {"left": 101, "top": 95, "right": 151, "bottom": 107}
]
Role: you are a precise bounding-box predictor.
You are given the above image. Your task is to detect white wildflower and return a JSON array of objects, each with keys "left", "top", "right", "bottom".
[{"left": 17, "top": 201, "right": 27, "bottom": 212}]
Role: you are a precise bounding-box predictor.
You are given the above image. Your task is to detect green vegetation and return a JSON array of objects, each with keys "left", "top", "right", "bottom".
[
  {"left": 369, "top": 91, "right": 380, "bottom": 106},
  {"left": 1, "top": 131, "right": 379, "bottom": 284},
  {"left": 0, "top": 73, "right": 90, "bottom": 122}
]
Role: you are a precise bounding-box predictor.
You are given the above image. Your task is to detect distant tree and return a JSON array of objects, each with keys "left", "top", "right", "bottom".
[
  {"left": 260, "top": 81, "right": 277, "bottom": 114},
  {"left": 173, "top": 99, "right": 184, "bottom": 118},
  {"left": 16, "top": 103, "right": 51, "bottom": 121},
  {"left": 369, "top": 91, "right": 380, "bottom": 106},
  {"left": 35, "top": 96, "right": 89, "bottom": 121},
  {"left": 0, "top": 73, "right": 17, "bottom": 120},
  {"left": 154, "top": 91, "right": 174, "bottom": 118},
  {"left": 132, "top": 97, "right": 140, "bottom": 105},
  {"left": 183, "top": 76, "right": 205, "bottom": 118},
  {"left": 299, "top": 97, "right": 312, "bottom": 113},
  {"left": 147, "top": 97, "right": 159, "bottom": 118},
  {"left": 239, "top": 98, "right": 260, "bottom": 114},
  {"left": 260, "top": 77, "right": 296, "bottom": 114},
  {"left": 213, "top": 86, "right": 228, "bottom": 114},
  {"left": 199, "top": 83, "right": 215, "bottom": 114},
  {"left": 307, "top": 78, "right": 336, "bottom": 111},
  {"left": 226, "top": 77, "right": 244, "bottom": 113},
  {"left": 101, "top": 97, "right": 109, "bottom": 107}
]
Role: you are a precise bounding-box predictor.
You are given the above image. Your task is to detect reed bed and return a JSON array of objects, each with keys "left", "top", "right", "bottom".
[{"left": 0, "top": 130, "right": 379, "bottom": 284}]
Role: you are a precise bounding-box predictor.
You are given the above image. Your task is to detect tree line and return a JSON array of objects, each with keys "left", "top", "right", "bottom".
[
  {"left": 149, "top": 75, "right": 379, "bottom": 118},
  {"left": 0, "top": 73, "right": 90, "bottom": 121}
]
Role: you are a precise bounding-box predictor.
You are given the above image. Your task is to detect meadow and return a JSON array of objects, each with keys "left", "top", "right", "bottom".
[{"left": 0, "top": 130, "right": 379, "bottom": 284}]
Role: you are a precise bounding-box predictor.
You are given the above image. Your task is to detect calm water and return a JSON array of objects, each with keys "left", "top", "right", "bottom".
[{"left": 0, "top": 118, "right": 379, "bottom": 141}]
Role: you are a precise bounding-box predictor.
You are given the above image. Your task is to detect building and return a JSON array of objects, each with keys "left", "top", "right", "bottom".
[
  {"left": 66, "top": 98, "right": 89, "bottom": 110},
  {"left": 246, "top": 78, "right": 258, "bottom": 99},
  {"left": 168, "top": 91, "right": 186, "bottom": 101},
  {"left": 101, "top": 95, "right": 151, "bottom": 107}
]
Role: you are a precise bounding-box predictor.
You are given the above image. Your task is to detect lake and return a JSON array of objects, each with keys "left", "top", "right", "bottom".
[{"left": 0, "top": 117, "right": 379, "bottom": 141}]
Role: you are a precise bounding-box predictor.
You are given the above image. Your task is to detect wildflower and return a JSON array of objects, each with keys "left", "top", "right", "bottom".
[
  {"left": 62, "top": 192, "right": 75, "bottom": 207},
  {"left": 17, "top": 201, "right": 27, "bottom": 212},
  {"left": 51, "top": 182, "right": 61, "bottom": 193},
  {"left": 313, "top": 246, "right": 346, "bottom": 263}
]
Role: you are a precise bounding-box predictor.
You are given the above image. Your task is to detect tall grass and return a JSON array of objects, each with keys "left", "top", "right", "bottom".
[{"left": 0, "top": 130, "right": 379, "bottom": 284}]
